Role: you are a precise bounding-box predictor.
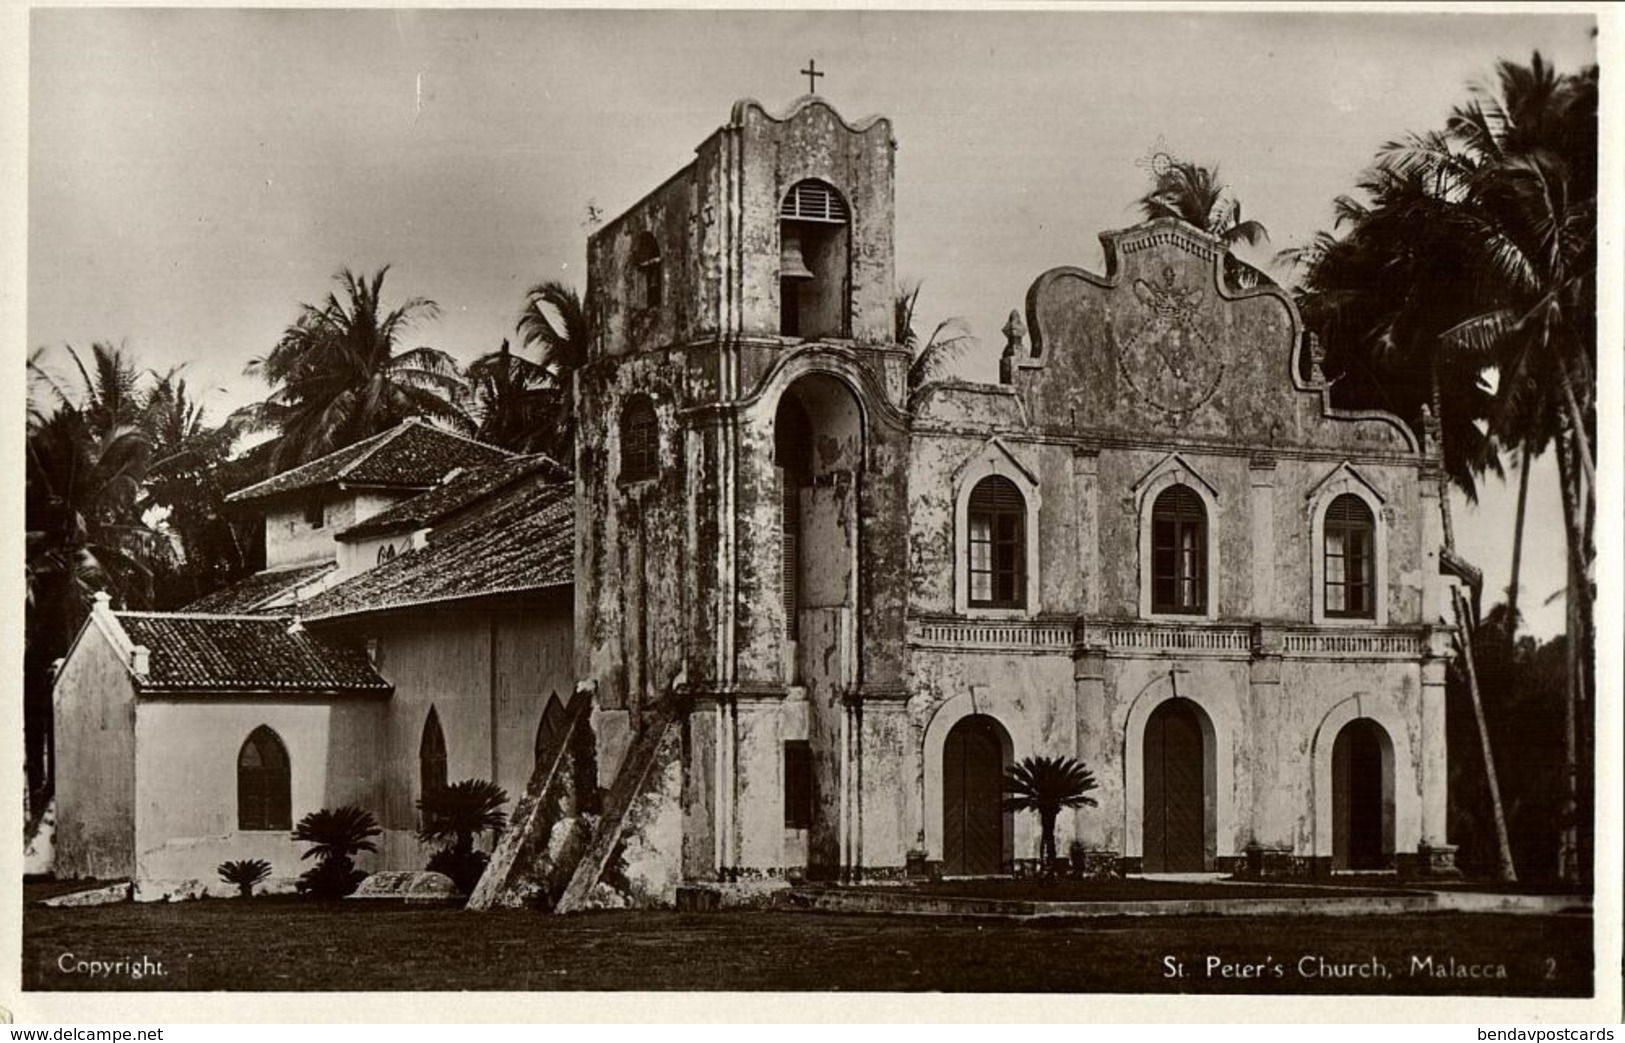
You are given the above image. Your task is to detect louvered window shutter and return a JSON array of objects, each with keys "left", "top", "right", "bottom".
[
  {"left": 1324, "top": 494, "right": 1375, "bottom": 618},
  {"left": 1151, "top": 485, "right": 1207, "bottom": 613},
  {"left": 780, "top": 181, "right": 849, "bottom": 224},
  {"left": 621, "top": 398, "right": 659, "bottom": 482},
  {"left": 968, "top": 476, "right": 1027, "bottom": 608}
]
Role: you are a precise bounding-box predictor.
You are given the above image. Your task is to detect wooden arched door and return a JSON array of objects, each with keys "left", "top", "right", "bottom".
[
  {"left": 1143, "top": 699, "right": 1207, "bottom": 872},
  {"left": 1332, "top": 719, "right": 1389, "bottom": 870},
  {"left": 943, "top": 715, "right": 1007, "bottom": 876}
]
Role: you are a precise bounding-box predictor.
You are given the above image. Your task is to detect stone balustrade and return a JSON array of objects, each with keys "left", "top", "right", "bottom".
[{"left": 908, "top": 615, "right": 1429, "bottom": 660}]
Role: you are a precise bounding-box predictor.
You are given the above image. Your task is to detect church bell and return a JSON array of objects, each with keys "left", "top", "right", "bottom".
[{"left": 779, "top": 227, "right": 816, "bottom": 281}]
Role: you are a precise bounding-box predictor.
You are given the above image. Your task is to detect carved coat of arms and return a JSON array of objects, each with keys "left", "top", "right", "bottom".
[{"left": 1118, "top": 265, "right": 1225, "bottom": 414}]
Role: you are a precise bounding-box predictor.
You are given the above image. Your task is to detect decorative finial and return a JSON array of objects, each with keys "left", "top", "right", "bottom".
[
  {"left": 1420, "top": 403, "right": 1440, "bottom": 455},
  {"left": 801, "top": 59, "right": 825, "bottom": 94},
  {"left": 1002, "top": 309, "right": 1027, "bottom": 358}
]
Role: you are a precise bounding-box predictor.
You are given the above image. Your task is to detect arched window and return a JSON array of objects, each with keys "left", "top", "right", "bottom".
[
  {"left": 1324, "top": 494, "right": 1375, "bottom": 618},
  {"left": 237, "top": 726, "right": 291, "bottom": 831},
  {"left": 632, "top": 232, "right": 662, "bottom": 311},
  {"left": 1151, "top": 485, "right": 1207, "bottom": 614},
  {"left": 620, "top": 396, "right": 659, "bottom": 482},
  {"left": 535, "top": 694, "right": 569, "bottom": 773},
  {"left": 420, "top": 707, "right": 447, "bottom": 806},
  {"left": 967, "top": 476, "right": 1026, "bottom": 609},
  {"left": 779, "top": 179, "right": 851, "bottom": 340}
]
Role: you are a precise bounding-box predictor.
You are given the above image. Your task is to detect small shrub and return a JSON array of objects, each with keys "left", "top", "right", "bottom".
[
  {"left": 418, "top": 779, "right": 509, "bottom": 895},
  {"left": 296, "top": 857, "right": 368, "bottom": 900},
  {"left": 293, "top": 805, "right": 381, "bottom": 900},
  {"left": 427, "top": 848, "right": 491, "bottom": 896},
  {"left": 217, "top": 858, "right": 272, "bottom": 898},
  {"left": 1003, "top": 755, "right": 1099, "bottom": 884}
]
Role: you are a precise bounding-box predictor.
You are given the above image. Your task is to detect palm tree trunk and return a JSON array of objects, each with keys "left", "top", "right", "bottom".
[
  {"left": 1432, "top": 360, "right": 1516, "bottom": 882},
  {"left": 1556, "top": 358, "right": 1596, "bottom": 488},
  {"left": 1452, "top": 585, "right": 1518, "bottom": 883},
  {"left": 1505, "top": 444, "right": 1531, "bottom": 644},
  {"left": 1428, "top": 368, "right": 1456, "bottom": 550},
  {"left": 1552, "top": 429, "right": 1590, "bottom": 883}
]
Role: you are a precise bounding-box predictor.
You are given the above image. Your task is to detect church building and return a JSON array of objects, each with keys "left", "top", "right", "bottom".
[
  {"left": 562, "top": 94, "right": 1461, "bottom": 899},
  {"left": 50, "top": 94, "right": 1463, "bottom": 904}
]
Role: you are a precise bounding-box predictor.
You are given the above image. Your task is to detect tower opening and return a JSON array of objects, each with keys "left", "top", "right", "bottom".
[
  {"left": 772, "top": 372, "right": 863, "bottom": 875},
  {"left": 779, "top": 180, "right": 851, "bottom": 340}
]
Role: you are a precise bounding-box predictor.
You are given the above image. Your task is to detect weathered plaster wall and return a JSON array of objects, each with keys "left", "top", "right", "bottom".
[
  {"left": 732, "top": 98, "right": 895, "bottom": 346},
  {"left": 356, "top": 597, "right": 574, "bottom": 869},
  {"left": 52, "top": 621, "right": 137, "bottom": 881},
  {"left": 907, "top": 651, "right": 1078, "bottom": 866},
  {"left": 336, "top": 531, "right": 417, "bottom": 578},
  {"left": 265, "top": 495, "right": 356, "bottom": 569},
  {"left": 590, "top": 165, "right": 703, "bottom": 359},
  {"left": 131, "top": 697, "right": 386, "bottom": 899}
]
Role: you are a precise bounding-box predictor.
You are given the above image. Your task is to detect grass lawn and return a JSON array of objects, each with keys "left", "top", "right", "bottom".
[{"left": 23, "top": 889, "right": 1592, "bottom": 994}]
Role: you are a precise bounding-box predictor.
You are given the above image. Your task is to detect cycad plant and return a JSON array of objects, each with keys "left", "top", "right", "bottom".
[
  {"left": 416, "top": 778, "right": 509, "bottom": 895},
  {"left": 292, "top": 805, "right": 381, "bottom": 899},
  {"left": 1002, "top": 755, "right": 1099, "bottom": 878},
  {"left": 217, "top": 858, "right": 272, "bottom": 898}
]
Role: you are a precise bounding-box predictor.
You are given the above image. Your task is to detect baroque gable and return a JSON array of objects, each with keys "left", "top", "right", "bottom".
[{"left": 1012, "top": 217, "right": 1415, "bottom": 456}]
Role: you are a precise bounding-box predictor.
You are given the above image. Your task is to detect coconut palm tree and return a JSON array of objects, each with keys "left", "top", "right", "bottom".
[
  {"left": 1139, "top": 160, "right": 1270, "bottom": 249},
  {"left": 142, "top": 370, "right": 257, "bottom": 605},
  {"left": 1371, "top": 54, "right": 1595, "bottom": 883},
  {"left": 466, "top": 339, "right": 571, "bottom": 458},
  {"left": 517, "top": 280, "right": 590, "bottom": 378},
  {"left": 895, "top": 281, "right": 975, "bottom": 394},
  {"left": 1281, "top": 165, "right": 1502, "bottom": 500},
  {"left": 239, "top": 266, "right": 469, "bottom": 472},
  {"left": 1002, "top": 755, "right": 1098, "bottom": 877},
  {"left": 1287, "top": 53, "right": 1597, "bottom": 883},
  {"left": 1138, "top": 159, "right": 1270, "bottom": 290},
  {"left": 513, "top": 280, "right": 589, "bottom": 459}
]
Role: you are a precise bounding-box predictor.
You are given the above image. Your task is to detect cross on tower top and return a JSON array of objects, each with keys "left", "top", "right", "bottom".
[{"left": 801, "top": 59, "right": 825, "bottom": 94}]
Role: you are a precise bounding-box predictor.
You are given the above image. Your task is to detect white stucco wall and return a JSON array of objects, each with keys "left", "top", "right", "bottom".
[
  {"left": 53, "top": 620, "right": 138, "bottom": 881},
  {"left": 132, "top": 697, "right": 387, "bottom": 899}
]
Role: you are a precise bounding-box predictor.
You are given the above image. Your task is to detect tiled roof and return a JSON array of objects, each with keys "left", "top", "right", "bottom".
[
  {"left": 225, "top": 419, "right": 512, "bottom": 505},
  {"left": 336, "top": 454, "right": 569, "bottom": 542},
  {"left": 180, "top": 562, "right": 337, "bottom": 615},
  {"left": 300, "top": 479, "right": 574, "bottom": 621},
  {"left": 115, "top": 613, "right": 391, "bottom": 694}
]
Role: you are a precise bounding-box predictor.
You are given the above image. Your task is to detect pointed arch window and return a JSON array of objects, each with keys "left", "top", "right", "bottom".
[
  {"left": 1151, "top": 485, "right": 1207, "bottom": 614},
  {"left": 420, "top": 707, "right": 448, "bottom": 806},
  {"left": 1324, "top": 494, "right": 1375, "bottom": 618},
  {"left": 535, "top": 694, "right": 569, "bottom": 773},
  {"left": 967, "top": 476, "right": 1027, "bottom": 609},
  {"left": 620, "top": 396, "right": 659, "bottom": 482},
  {"left": 237, "top": 726, "right": 291, "bottom": 831}
]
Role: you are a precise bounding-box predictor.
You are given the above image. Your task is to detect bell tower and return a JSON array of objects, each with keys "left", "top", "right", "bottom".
[{"left": 576, "top": 94, "right": 912, "bottom": 895}]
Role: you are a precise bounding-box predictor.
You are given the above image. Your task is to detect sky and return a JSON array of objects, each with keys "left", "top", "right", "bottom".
[{"left": 23, "top": 7, "right": 1602, "bottom": 639}]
